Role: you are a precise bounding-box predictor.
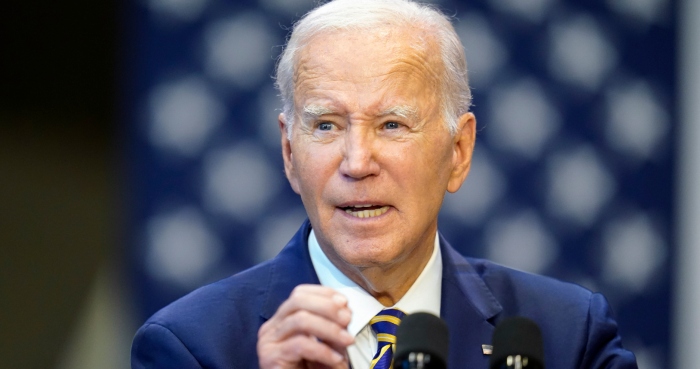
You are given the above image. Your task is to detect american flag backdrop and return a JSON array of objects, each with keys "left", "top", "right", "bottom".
[{"left": 123, "top": 0, "right": 675, "bottom": 367}]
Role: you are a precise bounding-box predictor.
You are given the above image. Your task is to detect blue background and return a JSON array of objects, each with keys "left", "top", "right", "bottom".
[{"left": 125, "top": 1, "right": 675, "bottom": 367}]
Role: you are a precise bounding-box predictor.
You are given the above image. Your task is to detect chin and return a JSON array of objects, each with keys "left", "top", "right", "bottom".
[{"left": 336, "top": 243, "right": 404, "bottom": 268}]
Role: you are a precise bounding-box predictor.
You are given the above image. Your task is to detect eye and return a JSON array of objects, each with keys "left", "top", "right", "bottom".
[
  {"left": 384, "top": 121, "right": 400, "bottom": 129},
  {"left": 318, "top": 122, "right": 333, "bottom": 131}
]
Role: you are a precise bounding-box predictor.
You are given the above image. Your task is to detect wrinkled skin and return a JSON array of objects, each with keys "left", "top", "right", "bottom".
[{"left": 258, "top": 26, "right": 476, "bottom": 369}]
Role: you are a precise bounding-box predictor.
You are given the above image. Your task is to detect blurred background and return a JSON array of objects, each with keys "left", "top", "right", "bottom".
[{"left": 2, "top": 0, "right": 698, "bottom": 368}]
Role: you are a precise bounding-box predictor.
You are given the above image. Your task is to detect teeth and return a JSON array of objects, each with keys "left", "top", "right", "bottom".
[{"left": 344, "top": 206, "right": 389, "bottom": 218}]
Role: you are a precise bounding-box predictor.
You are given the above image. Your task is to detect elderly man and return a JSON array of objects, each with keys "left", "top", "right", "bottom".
[{"left": 131, "top": 1, "right": 637, "bottom": 368}]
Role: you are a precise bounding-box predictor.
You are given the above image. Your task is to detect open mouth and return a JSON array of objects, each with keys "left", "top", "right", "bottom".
[{"left": 340, "top": 204, "right": 390, "bottom": 218}]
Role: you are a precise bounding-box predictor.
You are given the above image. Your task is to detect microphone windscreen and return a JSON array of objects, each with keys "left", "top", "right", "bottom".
[
  {"left": 489, "top": 316, "right": 544, "bottom": 369},
  {"left": 394, "top": 312, "right": 449, "bottom": 369}
]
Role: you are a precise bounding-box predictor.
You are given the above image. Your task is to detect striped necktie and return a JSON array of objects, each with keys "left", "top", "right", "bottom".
[{"left": 369, "top": 308, "right": 406, "bottom": 369}]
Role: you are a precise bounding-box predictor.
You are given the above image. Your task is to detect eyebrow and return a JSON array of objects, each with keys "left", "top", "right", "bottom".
[
  {"left": 379, "top": 105, "right": 418, "bottom": 120},
  {"left": 300, "top": 104, "right": 418, "bottom": 123},
  {"left": 302, "top": 104, "right": 335, "bottom": 123}
]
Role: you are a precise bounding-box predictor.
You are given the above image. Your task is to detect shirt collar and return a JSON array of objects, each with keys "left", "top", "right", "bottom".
[{"left": 308, "top": 229, "right": 442, "bottom": 337}]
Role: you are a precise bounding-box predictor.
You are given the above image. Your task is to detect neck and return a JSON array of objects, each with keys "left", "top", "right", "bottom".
[{"left": 325, "top": 233, "right": 436, "bottom": 307}]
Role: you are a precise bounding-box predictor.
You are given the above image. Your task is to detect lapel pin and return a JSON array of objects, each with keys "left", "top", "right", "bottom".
[{"left": 482, "top": 344, "right": 493, "bottom": 355}]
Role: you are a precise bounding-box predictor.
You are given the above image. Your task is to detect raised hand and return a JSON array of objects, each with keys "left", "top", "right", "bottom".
[{"left": 257, "top": 285, "right": 354, "bottom": 369}]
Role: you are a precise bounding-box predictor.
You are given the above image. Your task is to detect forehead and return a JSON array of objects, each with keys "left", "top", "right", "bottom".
[{"left": 293, "top": 27, "right": 443, "bottom": 112}]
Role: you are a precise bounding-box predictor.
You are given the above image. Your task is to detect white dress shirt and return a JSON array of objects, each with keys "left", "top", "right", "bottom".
[{"left": 308, "top": 230, "right": 443, "bottom": 369}]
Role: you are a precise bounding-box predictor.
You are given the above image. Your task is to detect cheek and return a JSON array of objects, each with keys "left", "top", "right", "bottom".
[
  {"left": 400, "top": 141, "right": 454, "bottom": 200},
  {"left": 292, "top": 145, "right": 338, "bottom": 199}
]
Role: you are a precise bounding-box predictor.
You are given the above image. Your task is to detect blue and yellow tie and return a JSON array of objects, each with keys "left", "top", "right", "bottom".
[{"left": 369, "top": 308, "right": 406, "bottom": 369}]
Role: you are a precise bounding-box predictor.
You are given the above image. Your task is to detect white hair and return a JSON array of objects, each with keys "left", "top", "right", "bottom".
[{"left": 274, "top": 0, "right": 472, "bottom": 138}]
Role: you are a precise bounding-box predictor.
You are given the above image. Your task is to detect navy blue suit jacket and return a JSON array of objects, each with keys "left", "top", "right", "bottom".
[{"left": 131, "top": 220, "right": 637, "bottom": 369}]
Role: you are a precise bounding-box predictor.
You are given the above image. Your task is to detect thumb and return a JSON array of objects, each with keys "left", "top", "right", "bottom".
[{"left": 329, "top": 351, "right": 350, "bottom": 369}]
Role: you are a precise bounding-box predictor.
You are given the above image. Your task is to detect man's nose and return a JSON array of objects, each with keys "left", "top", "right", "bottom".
[{"left": 339, "top": 128, "right": 380, "bottom": 179}]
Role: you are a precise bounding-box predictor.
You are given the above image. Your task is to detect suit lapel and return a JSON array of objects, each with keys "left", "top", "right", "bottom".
[
  {"left": 258, "top": 223, "right": 503, "bottom": 369},
  {"left": 260, "top": 220, "right": 320, "bottom": 320},
  {"left": 439, "top": 234, "right": 502, "bottom": 369}
]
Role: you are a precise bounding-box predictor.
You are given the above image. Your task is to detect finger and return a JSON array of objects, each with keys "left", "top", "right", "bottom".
[
  {"left": 274, "top": 285, "right": 351, "bottom": 326},
  {"left": 272, "top": 309, "right": 355, "bottom": 347},
  {"left": 258, "top": 334, "right": 344, "bottom": 369},
  {"left": 327, "top": 350, "right": 351, "bottom": 369},
  {"left": 259, "top": 297, "right": 349, "bottom": 339},
  {"left": 277, "top": 335, "right": 348, "bottom": 368}
]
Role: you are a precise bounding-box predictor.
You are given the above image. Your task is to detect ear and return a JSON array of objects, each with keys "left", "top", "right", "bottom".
[
  {"left": 447, "top": 112, "right": 476, "bottom": 193},
  {"left": 280, "top": 113, "right": 301, "bottom": 194}
]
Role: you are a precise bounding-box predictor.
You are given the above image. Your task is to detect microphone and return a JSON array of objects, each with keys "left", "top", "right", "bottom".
[
  {"left": 393, "top": 312, "right": 449, "bottom": 369},
  {"left": 489, "top": 317, "right": 545, "bottom": 369}
]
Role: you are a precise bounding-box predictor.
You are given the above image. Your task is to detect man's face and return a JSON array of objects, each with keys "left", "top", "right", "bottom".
[{"left": 281, "top": 27, "right": 475, "bottom": 279}]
